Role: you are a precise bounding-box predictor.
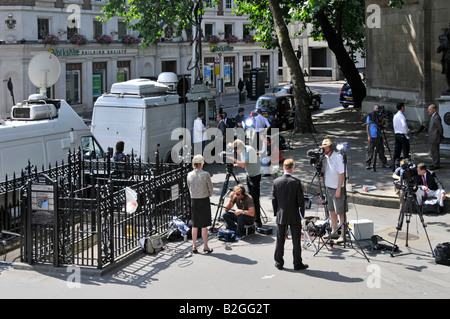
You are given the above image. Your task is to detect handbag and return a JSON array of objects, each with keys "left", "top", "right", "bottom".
[{"left": 139, "top": 235, "right": 164, "bottom": 254}]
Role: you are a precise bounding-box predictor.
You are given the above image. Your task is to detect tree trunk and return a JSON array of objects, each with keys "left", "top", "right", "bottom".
[
  {"left": 267, "top": 0, "right": 315, "bottom": 133},
  {"left": 315, "top": 9, "right": 366, "bottom": 108}
]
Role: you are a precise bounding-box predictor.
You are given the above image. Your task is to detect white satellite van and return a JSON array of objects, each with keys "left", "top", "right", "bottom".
[
  {"left": 0, "top": 97, "right": 104, "bottom": 180},
  {"left": 0, "top": 52, "right": 105, "bottom": 181},
  {"left": 91, "top": 73, "right": 213, "bottom": 163}
]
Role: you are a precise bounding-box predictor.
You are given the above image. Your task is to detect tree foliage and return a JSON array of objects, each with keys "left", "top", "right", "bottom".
[{"left": 101, "top": 0, "right": 203, "bottom": 48}]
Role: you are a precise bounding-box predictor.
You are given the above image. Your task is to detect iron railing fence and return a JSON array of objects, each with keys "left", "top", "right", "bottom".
[{"left": 1, "top": 149, "right": 191, "bottom": 269}]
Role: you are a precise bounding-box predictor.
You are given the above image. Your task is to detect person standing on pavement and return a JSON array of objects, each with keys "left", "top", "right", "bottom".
[
  {"left": 365, "top": 104, "right": 391, "bottom": 170},
  {"left": 187, "top": 155, "right": 214, "bottom": 254},
  {"left": 321, "top": 138, "right": 347, "bottom": 244},
  {"left": 254, "top": 108, "right": 270, "bottom": 153},
  {"left": 427, "top": 104, "right": 444, "bottom": 170},
  {"left": 193, "top": 112, "right": 207, "bottom": 156},
  {"left": 232, "top": 139, "right": 263, "bottom": 227},
  {"left": 272, "top": 159, "right": 308, "bottom": 271},
  {"left": 393, "top": 102, "right": 411, "bottom": 168}
]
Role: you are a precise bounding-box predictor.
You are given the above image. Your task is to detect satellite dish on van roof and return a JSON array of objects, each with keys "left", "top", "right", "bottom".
[{"left": 28, "top": 51, "right": 61, "bottom": 97}]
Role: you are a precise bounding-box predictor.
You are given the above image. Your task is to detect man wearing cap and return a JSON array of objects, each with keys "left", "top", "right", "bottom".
[{"left": 320, "top": 138, "right": 347, "bottom": 244}]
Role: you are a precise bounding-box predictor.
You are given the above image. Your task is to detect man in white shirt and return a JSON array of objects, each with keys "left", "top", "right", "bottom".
[
  {"left": 393, "top": 102, "right": 410, "bottom": 168},
  {"left": 193, "top": 112, "right": 206, "bottom": 155},
  {"left": 320, "top": 138, "right": 347, "bottom": 244},
  {"left": 254, "top": 108, "right": 270, "bottom": 153}
]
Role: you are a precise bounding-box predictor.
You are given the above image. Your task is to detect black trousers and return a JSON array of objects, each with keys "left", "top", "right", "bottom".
[
  {"left": 247, "top": 174, "right": 261, "bottom": 225},
  {"left": 275, "top": 223, "right": 303, "bottom": 268},
  {"left": 393, "top": 134, "right": 410, "bottom": 165}
]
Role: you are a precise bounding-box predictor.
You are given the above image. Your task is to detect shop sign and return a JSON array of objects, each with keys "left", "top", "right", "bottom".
[
  {"left": 210, "top": 45, "right": 234, "bottom": 52},
  {"left": 47, "top": 48, "right": 138, "bottom": 57}
]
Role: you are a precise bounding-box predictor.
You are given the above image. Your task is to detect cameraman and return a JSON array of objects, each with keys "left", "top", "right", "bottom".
[
  {"left": 366, "top": 104, "right": 391, "bottom": 170},
  {"left": 232, "top": 139, "right": 263, "bottom": 227},
  {"left": 320, "top": 138, "right": 347, "bottom": 244},
  {"left": 415, "top": 163, "right": 446, "bottom": 207}
]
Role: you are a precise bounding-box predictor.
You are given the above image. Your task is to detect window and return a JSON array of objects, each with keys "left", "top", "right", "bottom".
[
  {"left": 37, "top": 18, "right": 49, "bottom": 40},
  {"left": 117, "top": 61, "right": 130, "bottom": 82},
  {"left": 260, "top": 55, "right": 270, "bottom": 83},
  {"left": 66, "top": 63, "right": 82, "bottom": 105},
  {"left": 243, "top": 56, "right": 253, "bottom": 82},
  {"left": 161, "top": 61, "right": 177, "bottom": 74},
  {"left": 243, "top": 24, "right": 251, "bottom": 38},
  {"left": 224, "top": 57, "right": 235, "bottom": 86},
  {"left": 118, "top": 21, "right": 127, "bottom": 38},
  {"left": 93, "top": 20, "right": 103, "bottom": 39},
  {"left": 93, "top": 62, "right": 107, "bottom": 101},
  {"left": 224, "top": 24, "right": 233, "bottom": 38},
  {"left": 81, "top": 136, "right": 105, "bottom": 160},
  {"left": 311, "top": 48, "right": 327, "bottom": 67},
  {"left": 67, "top": 25, "right": 79, "bottom": 40},
  {"left": 204, "top": 24, "right": 214, "bottom": 39},
  {"left": 225, "top": 0, "right": 232, "bottom": 9}
]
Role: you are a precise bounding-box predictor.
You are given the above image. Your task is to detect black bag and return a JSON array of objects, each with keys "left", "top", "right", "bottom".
[
  {"left": 434, "top": 242, "right": 450, "bottom": 266},
  {"left": 217, "top": 229, "right": 236, "bottom": 242}
]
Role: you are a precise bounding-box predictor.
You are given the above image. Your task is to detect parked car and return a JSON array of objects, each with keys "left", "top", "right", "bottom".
[
  {"left": 339, "top": 80, "right": 366, "bottom": 108},
  {"left": 339, "top": 82, "right": 353, "bottom": 108},
  {"left": 248, "top": 93, "right": 296, "bottom": 131},
  {"left": 272, "top": 84, "right": 322, "bottom": 110}
]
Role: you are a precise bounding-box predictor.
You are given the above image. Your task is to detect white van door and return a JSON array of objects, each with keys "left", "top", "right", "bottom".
[{"left": 91, "top": 106, "right": 145, "bottom": 159}]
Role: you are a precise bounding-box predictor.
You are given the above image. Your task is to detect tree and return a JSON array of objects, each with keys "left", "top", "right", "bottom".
[
  {"left": 235, "top": 0, "right": 314, "bottom": 133},
  {"left": 297, "top": 0, "right": 366, "bottom": 108},
  {"left": 101, "top": 0, "right": 198, "bottom": 48},
  {"left": 267, "top": 0, "right": 313, "bottom": 133}
]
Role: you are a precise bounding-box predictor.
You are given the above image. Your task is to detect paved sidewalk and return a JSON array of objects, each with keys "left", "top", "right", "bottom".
[{"left": 1, "top": 93, "right": 449, "bottom": 300}]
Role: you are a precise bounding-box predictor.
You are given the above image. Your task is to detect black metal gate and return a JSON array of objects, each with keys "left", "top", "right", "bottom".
[{"left": 1, "top": 150, "right": 191, "bottom": 269}]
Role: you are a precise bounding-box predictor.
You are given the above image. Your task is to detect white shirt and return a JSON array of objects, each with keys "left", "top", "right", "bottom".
[
  {"left": 393, "top": 110, "right": 409, "bottom": 135},
  {"left": 254, "top": 114, "right": 271, "bottom": 132},
  {"left": 324, "top": 151, "right": 345, "bottom": 189},
  {"left": 193, "top": 117, "right": 206, "bottom": 143}
]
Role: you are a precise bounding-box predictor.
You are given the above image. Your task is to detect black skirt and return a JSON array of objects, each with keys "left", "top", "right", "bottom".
[{"left": 191, "top": 197, "right": 211, "bottom": 228}]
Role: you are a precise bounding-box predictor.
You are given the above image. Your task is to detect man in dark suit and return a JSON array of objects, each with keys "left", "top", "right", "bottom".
[
  {"left": 415, "top": 163, "right": 446, "bottom": 207},
  {"left": 427, "top": 104, "right": 444, "bottom": 169},
  {"left": 272, "top": 158, "right": 308, "bottom": 271}
]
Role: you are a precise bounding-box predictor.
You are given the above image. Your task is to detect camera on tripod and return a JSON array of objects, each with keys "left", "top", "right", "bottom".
[
  {"left": 219, "top": 143, "right": 236, "bottom": 168},
  {"left": 395, "top": 160, "right": 418, "bottom": 191},
  {"left": 369, "top": 105, "right": 393, "bottom": 128},
  {"left": 307, "top": 148, "right": 325, "bottom": 170}
]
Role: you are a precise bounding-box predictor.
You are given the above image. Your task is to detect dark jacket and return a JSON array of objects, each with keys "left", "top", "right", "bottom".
[
  {"left": 272, "top": 174, "right": 305, "bottom": 225},
  {"left": 415, "top": 170, "right": 445, "bottom": 191}
]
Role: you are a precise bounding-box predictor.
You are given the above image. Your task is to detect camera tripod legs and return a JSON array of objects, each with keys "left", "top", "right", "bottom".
[
  {"left": 390, "top": 195, "right": 434, "bottom": 257},
  {"left": 210, "top": 169, "right": 240, "bottom": 232},
  {"left": 314, "top": 221, "right": 370, "bottom": 262}
]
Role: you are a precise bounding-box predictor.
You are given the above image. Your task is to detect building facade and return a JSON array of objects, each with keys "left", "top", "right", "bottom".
[
  {"left": 0, "top": 0, "right": 279, "bottom": 118},
  {"left": 363, "top": 0, "right": 450, "bottom": 126}
]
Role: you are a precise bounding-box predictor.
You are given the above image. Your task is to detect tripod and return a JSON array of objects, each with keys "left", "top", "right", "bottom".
[
  {"left": 390, "top": 184, "right": 434, "bottom": 257},
  {"left": 210, "top": 164, "right": 240, "bottom": 232},
  {"left": 372, "top": 124, "right": 392, "bottom": 172},
  {"left": 313, "top": 151, "right": 370, "bottom": 262}
]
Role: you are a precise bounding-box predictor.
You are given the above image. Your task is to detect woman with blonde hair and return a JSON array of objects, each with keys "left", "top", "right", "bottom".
[{"left": 187, "top": 155, "right": 214, "bottom": 254}]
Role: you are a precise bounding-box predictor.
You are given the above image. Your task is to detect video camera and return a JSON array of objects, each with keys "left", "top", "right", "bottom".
[
  {"left": 307, "top": 148, "right": 325, "bottom": 170},
  {"left": 395, "top": 160, "right": 418, "bottom": 191},
  {"left": 369, "top": 105, "right": 393, "bottom": 128}
]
